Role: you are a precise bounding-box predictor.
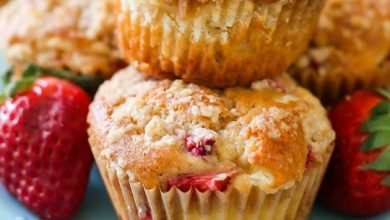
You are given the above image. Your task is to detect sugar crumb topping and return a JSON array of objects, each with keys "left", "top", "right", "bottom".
[
  {"left": 290, "top": 0, "right": 390, "bottom": 76},
  {"left": 0, "top": 0, "right": 121, "bottom": 76},
  {"left": 88, "top": 66, "right": 335, "bottom": 193}
]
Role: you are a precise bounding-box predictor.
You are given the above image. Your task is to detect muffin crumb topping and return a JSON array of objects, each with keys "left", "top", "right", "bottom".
[
  {"left": 88, "top": 66, "right": 335, "bottom": 193},
  {"left": 185, "top": 127, "right": 216, "bottom": 156}
]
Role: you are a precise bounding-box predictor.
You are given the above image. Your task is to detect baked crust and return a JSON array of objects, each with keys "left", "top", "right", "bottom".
[
  {"left": 289, "top": 0, "right": 390, "bottom": 103},
  {"left": 117, "top": 0, "right": 326, "bottom": 88},
  {"left": 0, "top": 0, "right": 124, "bottom": 77},
  {"left": 0, "top": 0, "right": 8, "bottom": 7},
  {"left": 88, "top": 66, "right": 335, "bottom": 193}
]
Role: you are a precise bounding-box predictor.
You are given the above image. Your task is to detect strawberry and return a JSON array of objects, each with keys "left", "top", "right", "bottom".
[
  {"left": 0, "top": 65, "right": 102, "bottom": 220},
  {"left": 167, "top": 171, "right": 237, "bottom": 192},
  {"left": 320, "top": 90, "right": 390, "bottom": 216},
  {"left": 185, "top": 135, "right": 215, "bottom": 156},
  {"left": 305, "top": 144, "right": 316, "bottom": 169}
]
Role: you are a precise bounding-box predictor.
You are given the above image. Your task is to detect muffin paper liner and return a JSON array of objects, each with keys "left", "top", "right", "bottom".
[
  {"left": 95, "top": 145, "right": 334, "bottom": 220},
  {"left": 290, "top": 64, "right": 390, "bottom": 105},
  {"left": 117, "top": 0, "right": 326, "bottom": 88}
]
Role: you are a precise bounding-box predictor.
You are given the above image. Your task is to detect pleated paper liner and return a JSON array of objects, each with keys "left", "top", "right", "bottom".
[
  {"left": 290, "top": 63, "right": 390, "bottom": 105},
  {"left": 95, "top": 145, "right": 334, "bottom": 220},
  {"left": 117, "top": 0, "right": 326, "bottom": 88}
]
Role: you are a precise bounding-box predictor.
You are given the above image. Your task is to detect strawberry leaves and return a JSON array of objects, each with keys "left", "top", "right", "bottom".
[
  {"left": 0, "top": 64, "right": 103, "bottom": 103},
  {"left": 362, "top": 131, "right": 390, "bottom": 151},
  {"left": 0, "top": 68, "right": 13, "bottom": 103},
  {"left": 362, "top": 115, "right": 390, "bottom": 132},
  {"left": 372, "top": 101, "right": 390, "bottom": 115},
  {"left": 4, "top": 78, "right": 36, "bottom": 97},
  {"left": 21, "top": 64, "right": 104, "bottom": 96},
  {"left": 0, "top": 68, "right": 12, "bottom": 90},
  {"left": 361, "top": 147, "right": 390, "bottom": 171},
  {"left": 361, "top": 88, "right": 390, "bottom": 186}
]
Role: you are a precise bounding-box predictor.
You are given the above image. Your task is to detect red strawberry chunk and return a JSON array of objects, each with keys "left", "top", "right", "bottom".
[
  {"left": 167, "top": 171, "right": 237, "bottom": 192},
  {"left": 140, "top": 206, "right": 152, "bottom": 220},
  {"left": 185, "top": 135, "right": 215, "bottom": 156},
  {"left": 305, "top": 145, "right": 317, "bottom": 169},
  {"left": 141, "top": 216, "right": 152, "bottom": 220}
]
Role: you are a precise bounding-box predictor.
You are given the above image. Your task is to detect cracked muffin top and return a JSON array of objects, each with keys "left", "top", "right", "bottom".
[
  {"left": 0, "top": 0, "right": 124, "bottom": 77},
  {"left": 88, "top": 66, "right": 335, "bottom": 193}
]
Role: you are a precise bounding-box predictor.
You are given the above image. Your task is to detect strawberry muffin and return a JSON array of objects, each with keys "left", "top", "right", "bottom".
[
  {"left": 289, "top": 0, "right": 390, "bottom": 104},
  {"left": 0, "top": 0, "right": 124, "bottom": 78},
  {"left": 88, "top": 66, "right": 335, "bottom": 220},
  {"left": 117, "top": 0, "right": 326, "bottom": 88}
]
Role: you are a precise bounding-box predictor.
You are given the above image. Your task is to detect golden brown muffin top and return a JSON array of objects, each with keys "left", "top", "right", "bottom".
[
  {"left": 88, "top": 66, "right": 334, "bottom": 193},
  {"left": 0, "top": 0, "right": 8, "bottom": 7},
  {"left": 293, "top": 0, "right": 390, "bottom": 76},
  {"left": 0, "top": 0, "right": 123, "bottom": 77}
]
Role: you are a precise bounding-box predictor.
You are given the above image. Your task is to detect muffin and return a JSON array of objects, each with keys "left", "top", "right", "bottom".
[
  {"left": 0, "top": 0, "right": 124, "bottom": 78},
  {"left": 289, "top": 0, "right": 390, "bottom": 104},
  {"left": 0, "top": 0, "right": 8, "bottom": 7},
  {"left": 116, "top": 0, "right": 326, "bottom": 88},
  {"left": 88, "top": 66, "right": 335, "bottom": 220}
]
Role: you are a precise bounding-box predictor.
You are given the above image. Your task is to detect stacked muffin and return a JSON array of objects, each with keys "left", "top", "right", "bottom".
[{"left": 88, "top": 1, "right": 335, "bottom": 219}]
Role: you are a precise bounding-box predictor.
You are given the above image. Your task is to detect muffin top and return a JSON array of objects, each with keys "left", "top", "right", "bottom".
[
  {"left": 88, "top": 66, "right": 335, "bottom": 193},
  {"left": 0, "top": 0, "right": 7, "bottom": 6},
  {"left": 0, "top": 0, "right": 123, "bottom": 77},
  {"left": 292, "top": 0, "right": 390, "bottom": 76}
]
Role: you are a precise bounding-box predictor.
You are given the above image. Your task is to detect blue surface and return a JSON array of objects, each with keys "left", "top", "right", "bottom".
[
  {"left": 1, "top": 58, "right": 390, "bottom": 220},
  {"left": 0, "top": 166, "right": 116, "bottom": 220}
]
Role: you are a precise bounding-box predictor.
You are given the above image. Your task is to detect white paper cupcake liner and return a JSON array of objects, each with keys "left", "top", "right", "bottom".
[
  {"left": 290, "top": 64, "right": 390, "bottom": 104},
  {"left": 95, "top": 145, "right": 334, "bottom": 220},
  {"left": 117, "top": 0, "right": 326, "bottom": 88}
]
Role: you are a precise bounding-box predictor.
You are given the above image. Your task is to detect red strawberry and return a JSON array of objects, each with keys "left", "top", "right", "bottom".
[
  {"left": 305, "top": 145, "right": 316, "bottom": 169},
  {"left": 185, "top": 135, "right": 215, "bottom": 156},
  {"left": 320, "top": 90, "right": 390, "bottom": 216},
  {"left": 167, "top": 171, "right": 237, "bottom": 192},
  {"left": 0, "top": 69, "right": 95, "bottom": 220}
]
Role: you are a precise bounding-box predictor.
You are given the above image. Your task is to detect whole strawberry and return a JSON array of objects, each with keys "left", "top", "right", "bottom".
[
  {"left": 0, "top": 65, "right": 101, "bottom": 220},
  {"left": 320, "top": 90, "right": 390, "bottom": 216}
]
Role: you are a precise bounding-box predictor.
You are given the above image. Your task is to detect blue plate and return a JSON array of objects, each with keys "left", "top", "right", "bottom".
[{"left": 0, "top": 58, "right": 389, "bottom": 220}]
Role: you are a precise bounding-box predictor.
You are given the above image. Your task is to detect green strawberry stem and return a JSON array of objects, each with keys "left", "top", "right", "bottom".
[
  {"left": 362, "top": 114, "right": 390, "bottom": 132},
  {"left": 361, "top": 147, "right": 390, "bottom": 171},
  {"left": 0, "top": 68, "right": 12, "bottom": 91},
  {"left": 0, "top": 64, "right": 103, "bottom": 103},
  {"left": 372, "top": 101, "right": 390, "bottom": 115},
  {"left": 5, "top": 77, "right": 36, "bottom": 97},
  {"left": 362, "top": 131, "right": 390, "bottom": 151},
  {"left": 0, "top": 68, "right": 13, "bottom": 103},
  {"left": 361, "top": 88, "right": 390, "bottom": 186}
]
